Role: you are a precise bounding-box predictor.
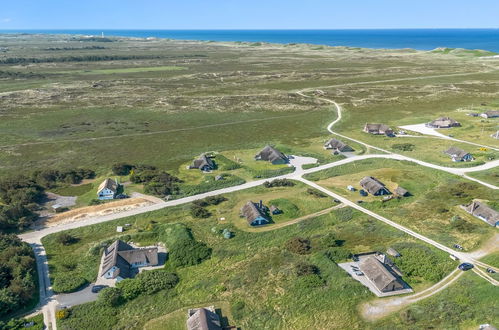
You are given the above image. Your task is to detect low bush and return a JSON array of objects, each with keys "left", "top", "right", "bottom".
[
  {"left": 98, "top": 287, "right": 124, "bottom": 307},
  {"left": 295, "top": 263, "right": 319, "bottom": 276},
  {"left": 392, "top": 143, "right": 416, "bottom": 152},
  {"left": 306, "top": 188, "right": 328, "bottom": 198},
  {"left": 285, "top": 237, "right": 311, "bottom": 255},
  {"left": 190, "top": 205, "right": 211, "bottom": 218},
  {"left": 56, "top": 233, "right": 79, "bottom": 245},
  {"left": 263, "top": 179, "right": 295, "bottom": 188},
  {"left": 52, "top": 273, "right": 87, "bottom": 293},
  {"left": 169, "top": 239, "right": 211, "bottom": 268},
  {"left": 294, "top": 274, "right": 324, "bottom": 289}
]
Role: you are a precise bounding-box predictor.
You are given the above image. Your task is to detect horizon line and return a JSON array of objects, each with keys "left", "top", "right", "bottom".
[{"left": 1, "top": 27, "right": 499, "bottom": 31}]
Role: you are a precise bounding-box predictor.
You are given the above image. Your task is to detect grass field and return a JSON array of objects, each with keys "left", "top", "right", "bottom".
[
  {"left": 48, "top": 196, "right": 455, "bottom": 329},
  {"left": 304, "top": 158, "right": 498, "bottom": 250},
  {"left": 1, "top": 34, "right": 498, "bottom": 178}
]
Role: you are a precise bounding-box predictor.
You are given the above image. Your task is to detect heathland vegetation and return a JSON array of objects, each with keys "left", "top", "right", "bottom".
[{"left": 1, "top": 34, "right": 498, "bottom": 328}]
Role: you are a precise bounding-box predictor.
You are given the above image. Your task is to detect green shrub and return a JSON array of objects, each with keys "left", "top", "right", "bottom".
[
  {"left": 135, "top": 271, "right": 179, "bottom": 294},
  {"left": 169, "top": 239, "right": 211, "bottom": 268},
  {"left": 285, "top": 237, "right": 311, "bottom": 255},
  {"left": 324, "top": 248, "right": 352, "bottom": 262},
  {"left": 295, "top": 263, "right": 319, "bottom": 276},
  {"left": 306, "top": 188, "right": 327, "bottom": 198},
  {"left": 392, "top": 143, "right": 416, "bottom": 151},
  {"left": 263, "top": 179, "right": 295, "bottom": 188},
  {"left": 52, "top": 273, "right": 87, "bottom": 293},
  {"left": 56, "top": 233, "right": 79, "bottom": 245},
  {"left": 190, "top": 205, "right": 211, "bottom": 218},
  {"left": 98, "top": 287, "right": 124, "bottom": 307},
  {"left": 111, "top": 163, "right": 133, "bottom": 176},
  {"left": 116, "top": 279, "right": 142, "bottom": 300}
]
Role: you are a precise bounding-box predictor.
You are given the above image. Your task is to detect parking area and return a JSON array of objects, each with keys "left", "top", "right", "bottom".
[{"left": 338, "top": 260, "right": 413, "bottom": 297}]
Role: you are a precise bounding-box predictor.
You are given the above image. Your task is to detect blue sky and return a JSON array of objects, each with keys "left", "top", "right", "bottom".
[{"left": 0, "top": 0, "right": 498, "bottom": 29}]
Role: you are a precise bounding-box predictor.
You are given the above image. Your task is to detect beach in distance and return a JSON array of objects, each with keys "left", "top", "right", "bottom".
[{"left": 2, "top": 28, "right": 499, "bottom": 51}]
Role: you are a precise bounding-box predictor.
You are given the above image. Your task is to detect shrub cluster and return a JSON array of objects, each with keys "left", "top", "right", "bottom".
[
  {"left": 101, "top": 271, "right": 179, "bottom": 306},
  {"left": 285, "top": 237, "right": 312, "bottom": 255},
  {"left": 392, "top": 143, "right": 416, "bottom": 151},
  {"left": 169, "top": 238, "right": 212, "bottom": 268},
  {"left": 190, "top": 195, "right": 227, "bottom": 218},
  {"left": 129, "top": 165, "right": 181, "bottom": 197},
  {"left": 306, "top": 188, "right": 327, "bottom": 198},
  {"left": 263, "top": 179, "right": 295, "bottom": 188}
]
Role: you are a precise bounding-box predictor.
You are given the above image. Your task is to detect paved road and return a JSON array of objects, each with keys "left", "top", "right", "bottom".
[
  {"left": 400, "top": 123, "right": 499, "bottom": 152},
  {"left": 20, "top": 84, "right": 499, "bottom": 328}
]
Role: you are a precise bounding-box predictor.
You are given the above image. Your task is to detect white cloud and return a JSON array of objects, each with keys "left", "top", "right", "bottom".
[{"left": 1, "top": 18, "right": 12, "bottom": 23}]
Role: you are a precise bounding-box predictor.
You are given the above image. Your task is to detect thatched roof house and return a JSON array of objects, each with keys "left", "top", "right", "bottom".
[
  {"left": 395, "top": 186, "right": 409, "bottom": 197},
  {"left": 360, "top": 176, "right": 391, "bottom": 196},
  {"left": 187, "top": 306, "right": 222, "bottom": 330},
  {"left": 190, "top": 154, "right": 215, "bottom": 171},
  {"left": 359, "top": 256, "right": 405, "bottom": 293},
  {"left": 97, "top": 178, "right": 118, "bottom": 200},
  {"left": 324, "top": 138, "right": 354, "bottom": 152},
  {"left": 444, "top": 146, "right": 473, "bottom": 162},
  {"left": 481, "top": 110, "right": 499, "bottom": 118},
  {"left": 255, "top": 146, "right": 289, "bottom": 165},
  {"left": 363, "top": 123, "right": 394, "bottom": 136},
  {"left": 426, "top": 117, "right": 461, "bottom": 128},
  {"left": 241, "top": 201, "right": 269, "bottom": 226},
  {"left": 100, "top": 240, "right": 158, "bottom": 281},
  {"left": 465, "top": 200, "right": 499, "bottom": 227},
  {"left": 387, "top": 247, "right": 401, "bottom": 257}
]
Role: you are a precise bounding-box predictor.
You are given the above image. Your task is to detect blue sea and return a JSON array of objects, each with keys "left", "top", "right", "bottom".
[{"left": 1, "top": 29, "right": 499, "bottom": 52}]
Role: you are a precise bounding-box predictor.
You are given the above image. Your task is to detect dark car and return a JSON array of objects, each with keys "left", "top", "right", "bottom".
[
  {"left": 359, "top": 190, "right": 368, "bottom": 197},
  {"left": 458, "top": 263, "right": 474, "bottom": 271},
  {"left": 91, "top": 285, "right": 108, "bottom": 293},
  {"left": 486, "top": 268, "right": 496, "bottom": 274}
]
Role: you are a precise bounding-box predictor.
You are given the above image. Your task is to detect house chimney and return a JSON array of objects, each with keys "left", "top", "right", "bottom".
[{"left": 259, "top": 200, "right": 263, "bottom": 208}]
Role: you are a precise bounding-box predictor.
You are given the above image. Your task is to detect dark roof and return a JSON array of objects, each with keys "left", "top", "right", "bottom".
[
  {"left": 465, "top": 200, "right": 499, "bottom": 226},
  {"left": 270, "top": 205, "right": 280, "bottom": 212},
  {"left": 395, "top": 186, "right": 409, "bottom": 196},
  {"left": 444, "top": 146, "right": 471, "bottom": 160},
  {"left": 187, "top": 307, "right": 222, "bottom": 330},
  {"left": 360, "top": 176, "right": 389, "bottom": 195},
  {"left": 101, "top": 240, "right": 158, "bottom": 278},
  {"left": 428, "top": 117, "right": 460, "bottom": 128},
  {"left": 241, "top": 201, "right": 268, "bottom": 225},
  {"left": 363, "top": 123, "right": 393, "bottom": 134},
  {"left": 98, "top": 178, "right": 118, "bottom": 193},
  {"left": 359, "top": 256, "right": 403, "bottom": 292},
  {"left": 324, "top": 138, "right": 354, "bottom": 152},
  {"left": 191, "top": 154, "right": 215, "bottom": 170},
  {"left": 483, "top": 110, "right": 499, "bottom": 117},
  {"left": 255, "top": 145, "right": 288, "bottom": 163}
]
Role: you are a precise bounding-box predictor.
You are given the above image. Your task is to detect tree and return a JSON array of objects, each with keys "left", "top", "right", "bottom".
[
  {"left": 169, "top": 239, "right": 211, "bottom": 268},
  {"left": 98, "top": 287, "right": 123, "bottom": 307}
]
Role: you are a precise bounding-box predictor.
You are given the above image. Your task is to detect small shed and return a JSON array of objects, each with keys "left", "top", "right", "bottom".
[
  {"left": 395, "top": 186, "right": 410, "bottom": 197},
  {"left": 387, "top": 247, "right": 401, "bottom": 257},
  {"left": 215, "top": 175, "right": 224, "bottom": 181},
  {"left": 116, "top": 226, "right": 124, "bottom": 233},
  {"left": 347, "top": 185, "right": 356, "bottom": 191},
  {"left": 270, "top": 205, "right": 282, "bottom": 215},
  {"left": 51, "top": 204, "right": 67, "bottom": 213}
]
